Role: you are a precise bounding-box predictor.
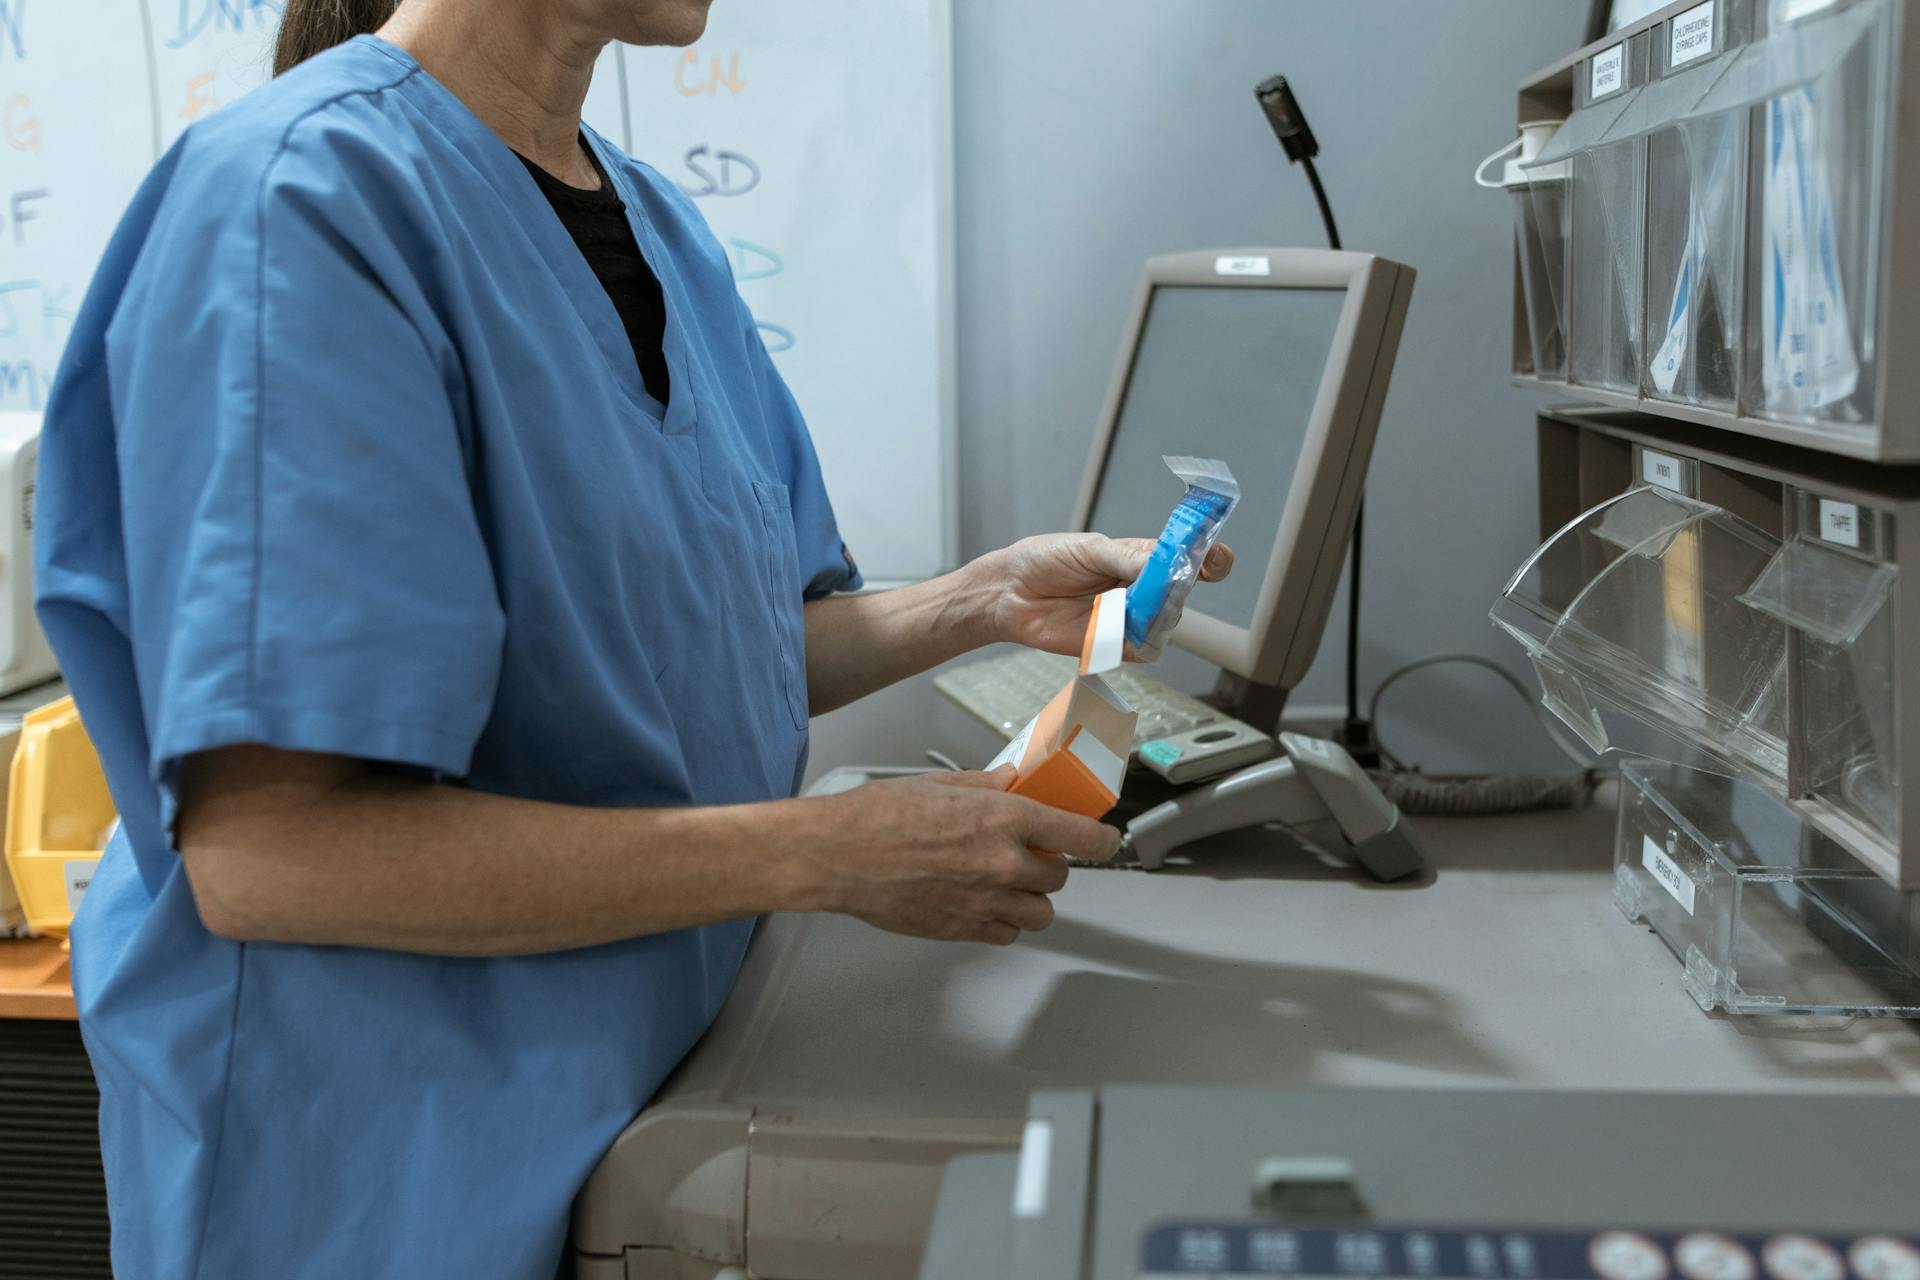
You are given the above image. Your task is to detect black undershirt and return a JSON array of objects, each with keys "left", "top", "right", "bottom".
[{"left": 517, "top": 143, "right": 672, "bottom": 407}]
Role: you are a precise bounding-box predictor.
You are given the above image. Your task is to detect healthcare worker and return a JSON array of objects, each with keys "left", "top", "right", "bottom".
[{"left": 35, "top": 0, "right": 1231, "bottom": 1275}]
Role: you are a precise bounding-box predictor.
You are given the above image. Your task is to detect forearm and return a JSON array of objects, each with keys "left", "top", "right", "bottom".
[
  {"left": 179, "top": 751, "right": 821, "bottom": 957},
  {"left": 803, "top": 561, "right": 1000, "bottom": 714}
]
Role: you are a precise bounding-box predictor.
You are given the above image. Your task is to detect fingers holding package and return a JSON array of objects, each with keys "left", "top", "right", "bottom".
[{"left": 801, "top": 770, "right": 1119, "bottom": 945}]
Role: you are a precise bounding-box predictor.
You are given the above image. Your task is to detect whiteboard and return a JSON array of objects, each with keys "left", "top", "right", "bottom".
[{"left": 0, "top": 0, "right": 955, "bottom": 581}]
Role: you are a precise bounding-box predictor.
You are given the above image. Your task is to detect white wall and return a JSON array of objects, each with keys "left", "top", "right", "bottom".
[{"left": 814, "top": 0, "right": 1593, "bottom": 783}]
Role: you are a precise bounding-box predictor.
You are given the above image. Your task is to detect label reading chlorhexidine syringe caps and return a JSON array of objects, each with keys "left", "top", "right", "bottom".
[
  {"left": 1670, "top": 1, "right": 1716, "bottom": 66},
  {"left": 1642, "top": 836, "right": 1696, "bottom": 915},
  {"left": 1590, "top": 44, "right": 1624, "bottom": 99}
]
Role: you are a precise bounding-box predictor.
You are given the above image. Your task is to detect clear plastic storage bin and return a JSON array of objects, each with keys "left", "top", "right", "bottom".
[
  {"left": 1625, "top": 5, "right": 1748, "bottom": 408},
  {"left": 1570, "top": 140, "right": 1647, "bottom": 395},
  {"left": 1694, "top": 0, "right": 1892, "bottom": 436},
  {"left": 1483, "top": 121, "right": 1571, "bottom": 380},
  {"left": 1529, "top": 33, "right": 1651, "bottom": 396},
  {"left": 1511, "top": 0, "right": 1920, "bottom": 459},
  {"left": 1741, "top": 487, "right": 1901, "bottom": 847},
  {"left": 1615, "top": 757, "right": 1920, "bottom": 1016},
  {"left": 1492, "top": 480, "right": 1789, "bottom": 781},
  {"left": 1525, "top": 410, "right": 1920, "bottom": 887},
  {"left": 1644, "top": 111, "right": 1744, "bottom": 406},
  {"left": 1518, "top": 150, "right": 1571, "bottom": 381}
]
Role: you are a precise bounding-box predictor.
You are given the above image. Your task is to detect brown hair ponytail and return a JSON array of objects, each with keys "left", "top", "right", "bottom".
[{"left": 273, "top": 0, "right": 401, "bottom": 76}]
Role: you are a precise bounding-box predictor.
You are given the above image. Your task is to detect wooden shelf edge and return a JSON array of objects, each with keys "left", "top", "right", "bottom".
[{"left": 0, "top": 936, "right": 77, "bottom": 1021}]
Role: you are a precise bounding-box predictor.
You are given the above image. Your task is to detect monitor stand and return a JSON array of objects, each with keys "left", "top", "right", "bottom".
[
  {"left": 1207, "top": 671, "right": 1288, "bottom": 734},
  {"left": 1121, "top": 732, "right": 1429, "bottom": 883},
  {"left": 1209, "top": 669, "right": 1380, "bottom": 771}
]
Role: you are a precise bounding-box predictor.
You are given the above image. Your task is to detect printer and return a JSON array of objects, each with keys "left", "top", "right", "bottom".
[{"left": 0, "top": 414, "right": 58, "bottom": 698}]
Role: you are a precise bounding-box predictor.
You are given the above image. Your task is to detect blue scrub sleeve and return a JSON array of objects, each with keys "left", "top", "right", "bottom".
[{"left": 107, "top": 133, "right": 505, "bottom": 813}]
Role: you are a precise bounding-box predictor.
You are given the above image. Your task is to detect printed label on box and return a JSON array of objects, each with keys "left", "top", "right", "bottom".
[
  {"left": 1818, "top": 499, "right": 1862, "bottom": 548},
  {"left": 1641, "top": 449, "right": 1682, "bottom": 490},
  {"left": 989, "top": 718, "right": 1035, "bottom": 772},
  {"left": 1669, "top": 1, "right": 1716, "bottom": 66},
  {"left": 1215, "top": 255, "right": 1271, "bottom": 277},
  {"left": 1642, "top": 835, "right": 1696, "bottom": 915},
  {"left": 1066, "top": 725, "right": 1126, "bottom": 796},
  {"left": 1590, "top": 44, "right": 1625, "bottom": 99},
  {"left": 991, "top": 588, "right": 1138, "bottom": 819},
  {"left": 64, "top": 860, "right": 94, "bottom": 914}
]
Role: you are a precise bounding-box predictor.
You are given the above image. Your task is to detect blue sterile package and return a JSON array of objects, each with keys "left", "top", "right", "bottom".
[{"left": 1125, "top": 456, "right": 1240, "bottom": 652}]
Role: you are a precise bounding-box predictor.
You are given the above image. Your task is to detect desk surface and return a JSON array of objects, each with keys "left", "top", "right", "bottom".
[
  {"left": 660, "top": 780, "right": 1920, "bottom": 1120},
  {"left": 0, "top": 935, "right": 75, "bottom": 1021}
]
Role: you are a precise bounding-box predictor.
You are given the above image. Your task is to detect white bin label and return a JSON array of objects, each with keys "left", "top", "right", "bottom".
[
  {"left": 1642, "top": 835, "right": 1697, "bottom": 915},
  {"left": 1670, "top": 1, "right": 1716, "bottom": 66},
  {"left": 1590, "top": 44, "right": 1625, "bottom": 99},
  {"left": 1642, "top": 449, "right": 1683, "bottom": 490},
  {"left": 1215, "top": 255, "right": 1271, "bottom": 277},
  {"left": 1819, "top": 499, "right": 1862, "bottom": 548},
  {"left": 64, "top": 860, "right": 94, "bottom": 913}
]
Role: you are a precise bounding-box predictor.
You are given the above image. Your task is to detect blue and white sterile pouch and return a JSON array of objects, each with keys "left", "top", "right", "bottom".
[
  {"left": 1761, "top": 85, "right": 1859, "bottom": 415},
  {"left": 1124, "top": 456, "right": 1239, "bottom": 654}
]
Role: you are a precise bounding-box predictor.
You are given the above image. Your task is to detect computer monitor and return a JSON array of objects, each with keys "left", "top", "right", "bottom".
[{"left": 1073, "top": 249, "right": 1415, "bottom": 706}]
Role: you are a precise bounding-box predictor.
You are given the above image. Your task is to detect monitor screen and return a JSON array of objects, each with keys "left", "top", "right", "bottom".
[{"left": 1084, "top": 284, "right": 1349, "bottom": 631}]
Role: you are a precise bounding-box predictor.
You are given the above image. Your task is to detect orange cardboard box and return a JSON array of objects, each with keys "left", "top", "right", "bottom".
[{"left": 986, "top": 588, "right": 1136, "bottom": 819}]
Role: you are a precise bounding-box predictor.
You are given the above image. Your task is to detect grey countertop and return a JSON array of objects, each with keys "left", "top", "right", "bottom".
[{"left": 657, "top": 778, "right": 1920, "bottom": 1122}]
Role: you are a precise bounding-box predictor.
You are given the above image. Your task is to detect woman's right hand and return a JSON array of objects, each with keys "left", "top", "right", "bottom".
[{"left": 791, "top": 768, "right": 1121, "bottom": 945}]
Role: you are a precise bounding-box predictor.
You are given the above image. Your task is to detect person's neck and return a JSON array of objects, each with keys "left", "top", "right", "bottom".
[{"left": 379, "top": 0, "right": 604, "bottom": 188}]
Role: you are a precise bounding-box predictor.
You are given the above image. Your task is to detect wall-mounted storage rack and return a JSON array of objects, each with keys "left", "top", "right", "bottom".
[
  {"left": 1510, "top": 408, "right": 1920, "bottom": 1014},
  {"left": 1528, "top": 407, "right": 1920, "bottom": 886},
  {"left": 1506, "top": 0, "right": 1920, "bottom": 461}
]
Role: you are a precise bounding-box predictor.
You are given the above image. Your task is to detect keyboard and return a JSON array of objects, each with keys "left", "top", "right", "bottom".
[{"left": 935, "top": 649, "right": 1232, "bottom": 752}]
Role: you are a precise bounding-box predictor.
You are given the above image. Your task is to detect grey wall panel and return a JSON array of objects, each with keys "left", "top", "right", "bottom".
[{"left": 817, "top": 1, "right": 1592, "bottom": 781}]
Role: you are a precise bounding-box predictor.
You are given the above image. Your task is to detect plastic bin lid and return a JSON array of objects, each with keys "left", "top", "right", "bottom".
[
  {"left": 1492, "top": 486, "right": 1790, "bottom": 785},
  {"left": 1597, "top": 51, "right": 1738, "bottom": 146},
  {"left": 1525, "top": 87, "right": 1641, "bottom": 169},
  {"left": 1692, "top": 0, "right": 1884, "bottom": 117},
  {"left": 1738, "top": 533, "right": 1898, "bottom": 647}
]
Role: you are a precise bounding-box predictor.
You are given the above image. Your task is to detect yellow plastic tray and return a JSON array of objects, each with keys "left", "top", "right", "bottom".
[{"left": 4, "top": 697, "right": 115, "bottom": 940}]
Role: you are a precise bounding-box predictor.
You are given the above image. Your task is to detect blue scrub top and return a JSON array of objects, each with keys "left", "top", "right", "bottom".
[{"left": 35, "top": 36, "right": 858, "bottom": 1279}]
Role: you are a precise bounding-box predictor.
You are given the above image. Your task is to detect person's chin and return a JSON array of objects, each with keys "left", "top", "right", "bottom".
[{"left": 625, "top": 2, "right": 712, "bottom": 47}]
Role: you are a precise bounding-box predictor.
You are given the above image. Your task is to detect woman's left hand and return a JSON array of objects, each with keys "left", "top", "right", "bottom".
[{"left": 978, "top": 532, "right": 1233, "bottom": 656}]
